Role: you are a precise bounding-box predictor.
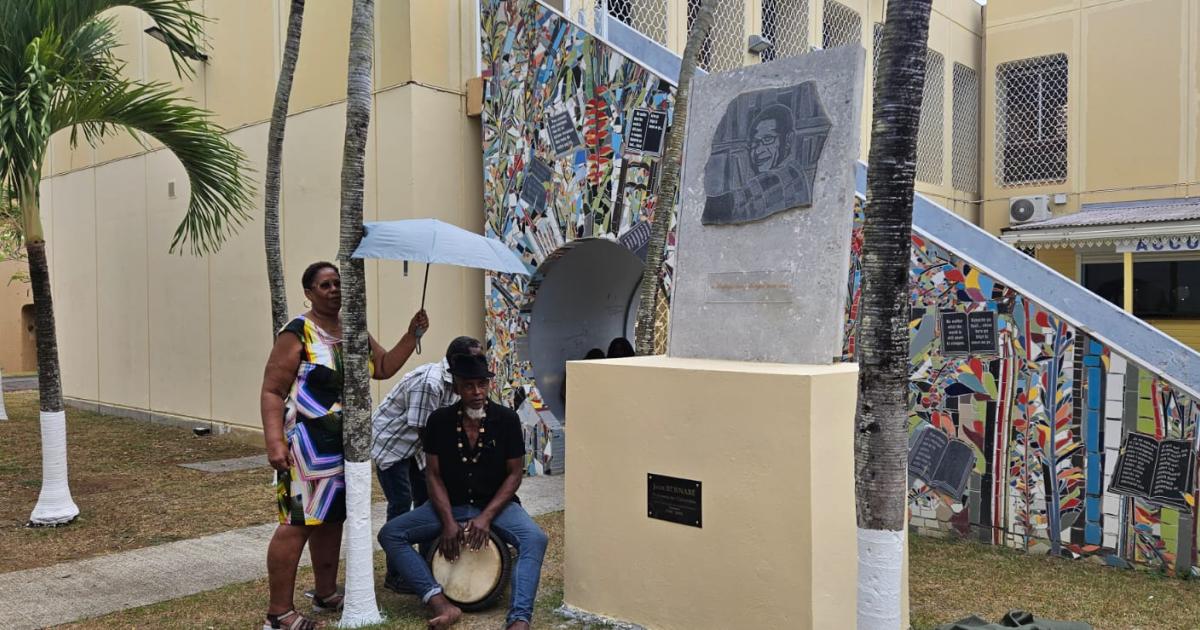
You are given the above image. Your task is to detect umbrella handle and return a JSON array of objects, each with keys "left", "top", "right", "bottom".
[{"left": 415, "top": 264, "right": 430, "bottom": 355}]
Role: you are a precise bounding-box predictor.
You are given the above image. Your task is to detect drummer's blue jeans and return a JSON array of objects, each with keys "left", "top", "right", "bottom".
[{"left": 378, "top": 501, "right": 549, "bottom": 625}]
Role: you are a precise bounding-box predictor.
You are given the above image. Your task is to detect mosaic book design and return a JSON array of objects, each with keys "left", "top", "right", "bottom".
[
  {"left": 844, "top": 198, "right": 1200, "bottom": 575},
  {"left": 481, "top": 0, "right": 1200, "bottom": 574}
]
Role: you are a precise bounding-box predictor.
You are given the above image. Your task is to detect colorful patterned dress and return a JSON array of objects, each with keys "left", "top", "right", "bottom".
[{"left": 276, "top": 315, "right": 347, "bottom": 526}]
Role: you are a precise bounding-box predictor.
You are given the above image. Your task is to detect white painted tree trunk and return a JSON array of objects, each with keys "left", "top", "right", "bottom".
[
  {"left": 0, "top": 369, "right": 8, "bottom": 420},
  {"left": 339, "top": 461, "right": 382, "bottom": 626},
  {"left": 857, "top": 527, "right": 905, "bottom": 629},
  {"left": 29, "top": 410, "right": 79, "bottom": 525}
]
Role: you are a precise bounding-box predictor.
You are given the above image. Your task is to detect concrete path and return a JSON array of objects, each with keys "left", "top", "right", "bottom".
[
  {"left": 0, "top": 474, "right": 564, "bottom": 629},
  {"left": 2, "top": 376, "right": 35, "bottom": 392}
]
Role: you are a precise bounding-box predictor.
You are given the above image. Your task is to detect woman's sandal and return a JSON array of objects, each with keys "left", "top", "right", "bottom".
[
  {"left": 312, "top": 591, "right": 344, "bottom": 612},
  {"left": 263, "top": 609, "right": 322, "bottom": 629}
]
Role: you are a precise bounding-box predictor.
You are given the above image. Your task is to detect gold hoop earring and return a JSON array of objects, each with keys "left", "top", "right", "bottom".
[{"left": 303, "top": 300, "right": 312, "bottom": 308}]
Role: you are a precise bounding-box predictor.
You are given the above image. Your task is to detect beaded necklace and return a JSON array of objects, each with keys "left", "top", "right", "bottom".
[{"left": 456, "top": 404, "right": 487, "bottom": 464}]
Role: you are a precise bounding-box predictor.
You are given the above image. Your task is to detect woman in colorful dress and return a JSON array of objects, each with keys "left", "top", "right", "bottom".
[{"left": 260, "top": 261, "right": 429, "bottom": 630}]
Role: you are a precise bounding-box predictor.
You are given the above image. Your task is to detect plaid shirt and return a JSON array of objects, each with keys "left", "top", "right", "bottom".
[{"left": 371, "top": 359, "right": 458, "bottom": 470}]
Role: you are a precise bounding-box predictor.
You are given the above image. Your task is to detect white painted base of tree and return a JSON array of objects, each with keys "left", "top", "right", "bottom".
[
  {"left": 857, "top": 527, "right": 905, "bottom": 630},
  {"left": 338, "top": 460, "right": 384, "bottom": 627},
  {"left": 29, "top": 411, "right": 79, "bottom": 526},
  {"left": 0, "top": 370, "right": 8, "bottom": 420}
]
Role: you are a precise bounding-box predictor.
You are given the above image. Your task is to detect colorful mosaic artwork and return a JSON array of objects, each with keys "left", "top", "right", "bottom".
[
  {"left": 480, "top": 1, "right": 1200, "bottom": 573},
  {"left": 844, "top": 197, "right": 1200, "bottom": 575},
  {"left": 480, "top": 0, "right": 677, "bottom": 404}
]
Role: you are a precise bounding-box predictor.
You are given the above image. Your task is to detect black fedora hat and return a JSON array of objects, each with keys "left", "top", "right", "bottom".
[{"left": 448, "top": 353, "right": 495, "bottom": 380}]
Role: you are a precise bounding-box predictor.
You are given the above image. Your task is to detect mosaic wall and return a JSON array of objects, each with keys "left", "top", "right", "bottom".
[
  {"left": 845, "top": 199, "right": 1200, "bottom": 575},
  {"left": 480, "top": 1, "right": 1200, "bottom": 573}
]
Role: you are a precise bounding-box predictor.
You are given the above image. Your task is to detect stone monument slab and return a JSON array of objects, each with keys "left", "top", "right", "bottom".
[{"left": 668, "top": 46, "right": 865, "bottom": 364}]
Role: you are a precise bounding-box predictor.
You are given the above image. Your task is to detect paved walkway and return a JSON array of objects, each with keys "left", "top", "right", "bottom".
[
  {"left": 0, "top": 474, "right": 564, "bottom": 629},
  {"left": 2, "top": 376, "right": 35, "bottom": 392}
]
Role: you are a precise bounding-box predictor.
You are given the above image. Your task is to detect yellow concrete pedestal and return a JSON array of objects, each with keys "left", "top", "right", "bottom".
[{"left": 564, "top": 356, "right": 861, "bottom": 630}]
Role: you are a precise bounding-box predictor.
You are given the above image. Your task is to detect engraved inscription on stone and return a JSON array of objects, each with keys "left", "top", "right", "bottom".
[
  {"left": 705, "top": 271, "right": 794, "bottom": 304},
  {"left": 647, "top": 473, "right": 702, "bottom": 528},
  {"left": 702, "top": 82, "right": 832, "bottom": 226},
  {"left": 940, "top": 312, "right": 970, "bottom": 354}
]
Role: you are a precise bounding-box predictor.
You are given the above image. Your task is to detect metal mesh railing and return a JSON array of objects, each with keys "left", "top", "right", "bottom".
[
  {"left": 952, "top": 62, "right": 980, "bottom": 193},
  {"left": 760, "top": 0, "right": 809, "bottom": 62},
  {"left": 822, "top": 0, "right": 861, "bottom": 50},
  {"left": 598, "top": 0, "right": 669, "bottom": 45},
  {"left": 916, "top": 48, "right": 944, "bottom": 185},
  {"left": 688, "top": 0, "right": 746, "bottom": 73},
  {"left": 995, "top": 53, "right": 1069, "bottom": 187}
]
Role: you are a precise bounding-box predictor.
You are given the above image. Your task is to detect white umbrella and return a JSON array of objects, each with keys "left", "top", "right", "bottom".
[{"left": 353, "top": 219, "right": 530, "bottom": 352}]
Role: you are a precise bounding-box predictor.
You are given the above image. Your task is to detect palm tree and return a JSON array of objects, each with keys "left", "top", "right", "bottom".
[
  {"left": 633, "top": 0, "right": 716, "bottom": 355},
  {"left": 0, "top": 190, "right": 22, "bottom": 422},
  {"left": 854, "top": 1, "right": 933, "bottom": 627},
  {"left": 264, "top": 0, "right": 305, "bottom": 334},
  {"left": 0, "top": 0, "right": 253, "bottom": 526},
  {"left": 335, "top": 0, "right": 382, "bottom": 624}
]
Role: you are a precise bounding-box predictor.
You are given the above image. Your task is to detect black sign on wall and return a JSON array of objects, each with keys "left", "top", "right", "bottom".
[
  {"left": 647, "top": 473, "right": 702, "bottom": 528},
  {"left": 940, "top": 312, "right": 970, "bottom": 354},
  {"left": 519, "top": 159, "right": 554, "bottom": 212},
  {"left": 627, "top": 109, "right": 668, "bottom": 156},
  {"left": 967, "top": 312, "right": 998, "bottom": 354},
  {"left": 547, "top": 111, "right": 582, "bottom": 156}
]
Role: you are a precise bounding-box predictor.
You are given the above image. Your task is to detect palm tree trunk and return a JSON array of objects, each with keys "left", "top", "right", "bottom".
[
  {"left": 855, "top": 1, "right": 933, "bottom": 628},
  {"left": 265, "top": 0, "right": 305, "bottom": 334},
  {"left": 336, "top": 0, "right": 381, "bottom": 625},
  {"left": 633, "top": 0, "right": 716, "bottom": 355},
  {"left": 23, "top": 193, "right": 80, "bottom": 524}
]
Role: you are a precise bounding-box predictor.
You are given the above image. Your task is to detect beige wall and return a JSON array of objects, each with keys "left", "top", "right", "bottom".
[
  {"left": 0, "top": 259, "right": 35, "bottom": 374},
  {"left": 565, "top": 356, "right": 866, "bottom": 629},
  {"left": 41, "top": 0, "right": 485, "bottom": 429},
  {"left": 982, "top": 0, "right": 1200, "bottom": 233}
]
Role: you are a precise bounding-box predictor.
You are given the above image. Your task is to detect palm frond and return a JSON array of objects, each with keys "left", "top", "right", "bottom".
[{"left": 50, "top": 79, "right": 254, "bottom": 255}]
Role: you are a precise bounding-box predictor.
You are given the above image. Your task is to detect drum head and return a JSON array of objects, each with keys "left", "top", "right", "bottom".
[{"left": 429, "top": 533, "right": 505, "bottom": 606}]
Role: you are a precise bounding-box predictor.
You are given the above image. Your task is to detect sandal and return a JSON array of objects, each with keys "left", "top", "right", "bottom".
[
  {"left": 264, "top": 609, "right": 322, "bottom": 629},
  {"left": 312, "top": 591, "right": 344, "bottom": 612}
]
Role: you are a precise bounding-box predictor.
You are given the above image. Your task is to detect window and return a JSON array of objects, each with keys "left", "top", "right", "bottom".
[
  {"left": 1082, "top": 259, "right": 1200, "bottom": 317},
  {"left": 687, "top": 0, "right": 744, "bottom": 72},
  {"left": 995, "top": 54, "right": 1069, "bottom": 187},
  {"left": 602, "top": 0, "right": 669, "bottom": 45},
  {"left": 916, "top": 49, "right": 945, "bottom": 185},
  {"left": 822, "top": 1, "right": 861, "bottom": 50},
  {"left": 952, "top": 63, "right": 980, "bottom": 193},
  {"left": 760, "top": 0, "right": 809, "bottom": 62}
]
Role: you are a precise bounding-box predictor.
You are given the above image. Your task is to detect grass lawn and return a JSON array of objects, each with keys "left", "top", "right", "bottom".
[
  {"left": 62, "top": 511, "right": 567, "bottom": 630},
  {"left": 910, "top": 534, "right": 1200, "bottom": 630},
  {"left": 61, "top": 511, "right": 1200, "bottom": 630},
  {"left": 0, "top": 391, "right": 272, "bottom": 572}
]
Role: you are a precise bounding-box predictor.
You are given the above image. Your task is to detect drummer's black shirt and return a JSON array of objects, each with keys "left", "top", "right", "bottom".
[{"left": 424, "top": 400, "right": 525, "bottom": 508}]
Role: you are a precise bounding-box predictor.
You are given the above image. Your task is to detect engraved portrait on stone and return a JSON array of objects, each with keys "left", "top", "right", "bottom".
[{"left": 701, "top": 82, "right": 832, "bottom": 225}]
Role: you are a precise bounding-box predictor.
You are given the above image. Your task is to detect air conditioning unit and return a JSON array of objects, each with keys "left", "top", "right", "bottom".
[{"left": 1008, "top": 195, "right": 1051, "bottom": 225}]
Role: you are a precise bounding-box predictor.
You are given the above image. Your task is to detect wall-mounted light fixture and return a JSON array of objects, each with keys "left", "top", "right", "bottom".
[
  {"left": 747, "top": 34, "right": 773, "bottom": 55},
  {"left": 144, "top": 26, "right": 208, "bottom": 62}
]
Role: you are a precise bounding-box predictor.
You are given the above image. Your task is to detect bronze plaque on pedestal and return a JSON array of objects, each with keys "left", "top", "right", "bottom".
[{"left": 648, "top": 474, "right": 702, "bottom": 528}]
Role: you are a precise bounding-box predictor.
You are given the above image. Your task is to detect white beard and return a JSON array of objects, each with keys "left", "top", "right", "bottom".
[{"left": 465, "top": 405, "right": 486, "bottom": 420}]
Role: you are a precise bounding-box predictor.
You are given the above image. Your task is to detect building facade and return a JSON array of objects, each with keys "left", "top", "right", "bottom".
[
  {"left": 36, "top": 1, "right": 485, "bottom": 430},
  {"left": 986, "top": 0, "right": 1200, "bottom": 351}
]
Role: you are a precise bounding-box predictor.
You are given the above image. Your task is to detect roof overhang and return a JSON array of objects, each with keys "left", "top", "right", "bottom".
[{"left": 1000, "top": 220, "right": 1200, "bottom": 249}]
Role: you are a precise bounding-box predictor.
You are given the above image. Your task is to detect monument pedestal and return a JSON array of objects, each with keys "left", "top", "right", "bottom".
[{"left": 564, "top": 356, "right": 865, "bottom": 629}]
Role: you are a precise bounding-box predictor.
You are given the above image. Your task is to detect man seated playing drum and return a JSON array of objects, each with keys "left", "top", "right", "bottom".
[{"left": 378, "top": 353, "right": 547, "bottom": 629}]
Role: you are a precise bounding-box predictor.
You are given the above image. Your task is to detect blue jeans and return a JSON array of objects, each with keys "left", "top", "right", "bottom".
[
  {"left": 377, "top": 458, "right": 427, "bottom": 522},
  {"left": 377, "top": 501, "right": 548, "bottom": 625}
]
